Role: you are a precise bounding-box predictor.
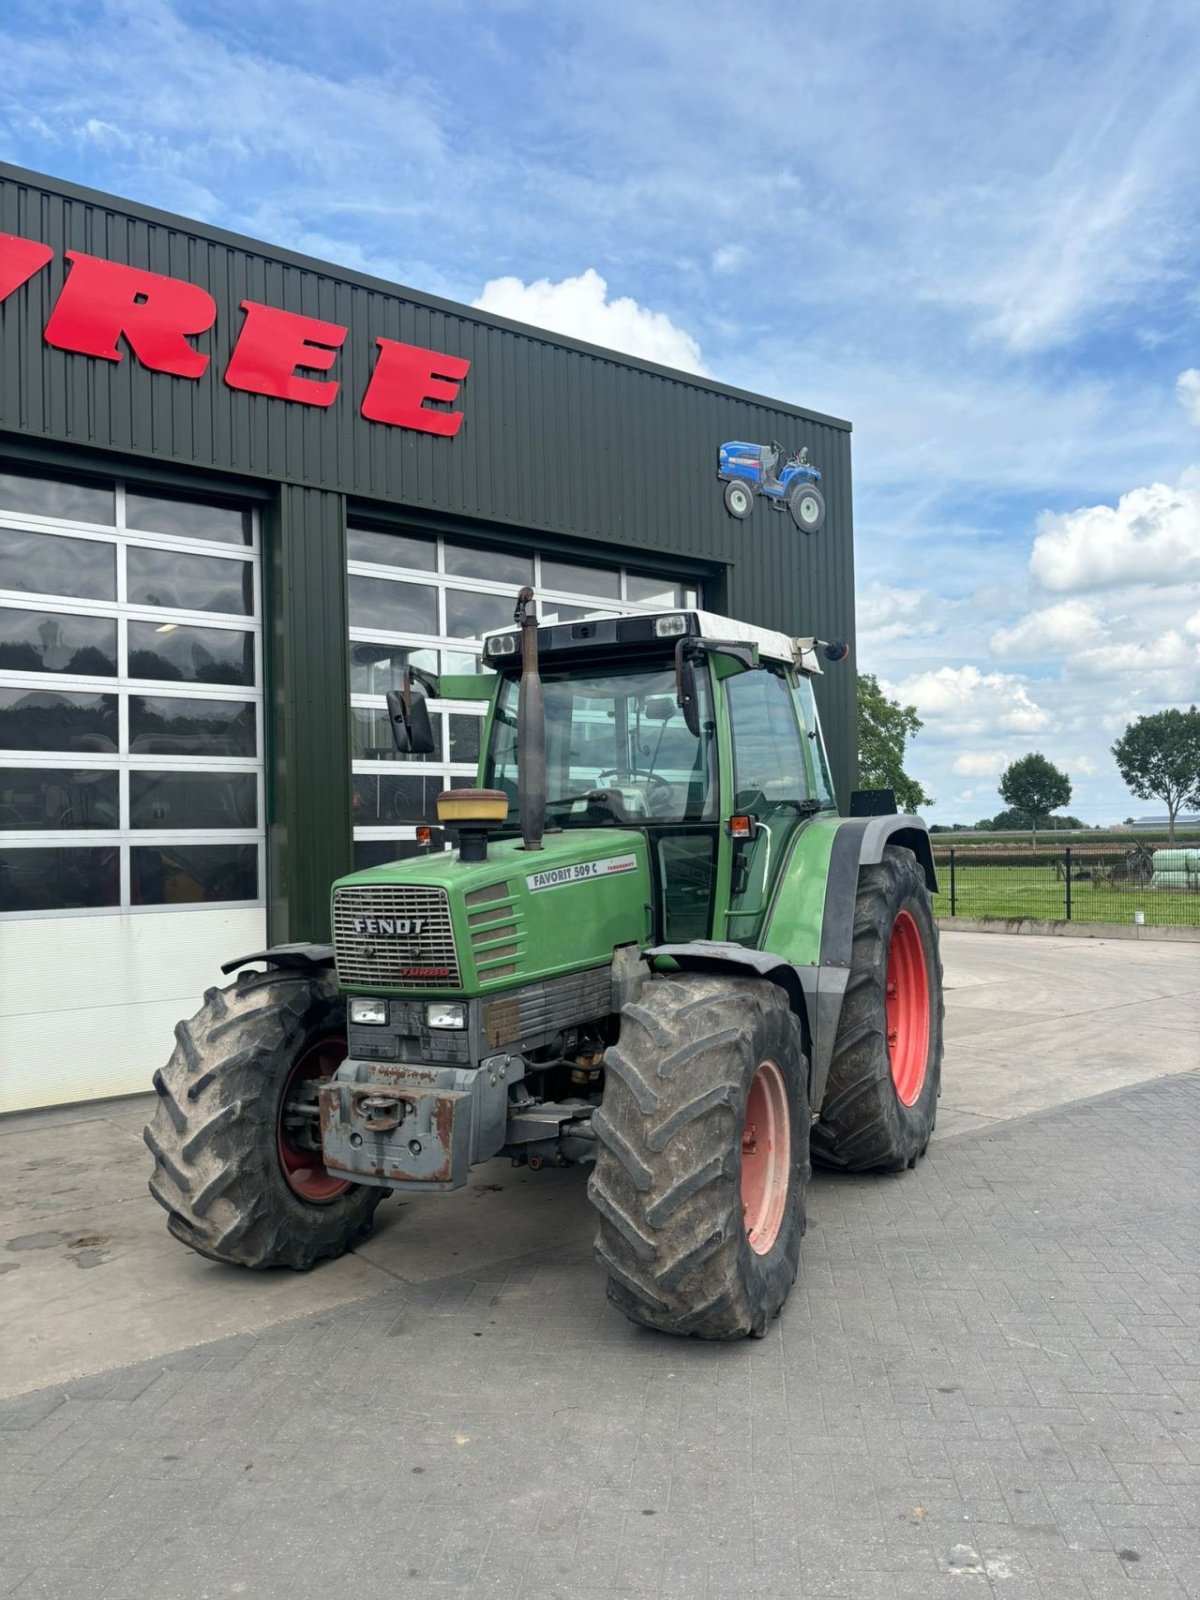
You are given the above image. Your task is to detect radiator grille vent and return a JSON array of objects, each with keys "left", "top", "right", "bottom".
[{"left": 333, "top": 885, "right": 460, "bottom": 989}]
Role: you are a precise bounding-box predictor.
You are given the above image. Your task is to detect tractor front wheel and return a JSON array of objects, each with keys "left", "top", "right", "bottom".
[
  {"left": 145, "top": 968, "right": 382, "bottom": 1269},
  {"left": 812, "top": 845, "right": 943, "bottom": 1172},
  {"left": 590, "top": 975, "right": 809, "bottom": 1339},
  {"left": 723, "top": 479, "right": 755, "bottom": 519}
]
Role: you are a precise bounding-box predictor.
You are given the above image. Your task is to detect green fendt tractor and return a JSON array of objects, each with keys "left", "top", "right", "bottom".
[{"left": 147, "top": 590, "right": 942, "bottom": 1340}]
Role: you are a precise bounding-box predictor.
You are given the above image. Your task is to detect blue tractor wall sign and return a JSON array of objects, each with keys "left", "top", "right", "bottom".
[{"left": 717, "top": 440, "right": 826, "bottom": 533}]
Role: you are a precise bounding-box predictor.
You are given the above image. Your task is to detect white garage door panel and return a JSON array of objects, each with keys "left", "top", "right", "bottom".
[{"left": 0, "top": 906, "right": 266, "bottom": 1112}]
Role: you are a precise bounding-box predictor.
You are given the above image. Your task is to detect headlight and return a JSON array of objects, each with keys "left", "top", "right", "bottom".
[
  {"left": 349, "top": 998, "right": 388, "bottom": 1026},
  {"left": 426, "top": 1001, "right": 466, "bottom": 1030},
  {"left": 654, "top": 614, "right": 687, "bottom": 637},
  {"left": 485, "top": 633, "right": 517, "bottom": 657}
]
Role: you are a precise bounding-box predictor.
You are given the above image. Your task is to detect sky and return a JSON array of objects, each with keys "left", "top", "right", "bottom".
[{"left": 1, "top": 0, "right": 1199, "bottom": 824}]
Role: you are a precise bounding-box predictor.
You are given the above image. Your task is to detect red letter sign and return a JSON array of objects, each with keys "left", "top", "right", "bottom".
[
  {"left": 0, "top": 233, "right": 54, "bottom": 304},
  {"left": 224, "top": 302, "right": 346, "bottom": 407},
  {"left": 361, "top": 338, "right": 469, "bottom": 436},
  {"left": 43, "top": 251, "right": 216, "bottom": 378}
]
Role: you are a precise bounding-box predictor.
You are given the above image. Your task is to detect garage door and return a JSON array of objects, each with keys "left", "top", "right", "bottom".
[{"left": 0, "top": 467, "right": 266, "bottom": 1111}]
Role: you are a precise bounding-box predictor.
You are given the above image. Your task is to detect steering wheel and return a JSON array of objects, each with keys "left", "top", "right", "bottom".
[{"left": 596, "top": 768, "right": 672, "bottom": 793}]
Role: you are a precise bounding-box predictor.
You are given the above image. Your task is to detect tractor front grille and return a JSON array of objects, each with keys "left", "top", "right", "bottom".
[{"left": 333, "top": 885, "right": 461, "bottom": 989}]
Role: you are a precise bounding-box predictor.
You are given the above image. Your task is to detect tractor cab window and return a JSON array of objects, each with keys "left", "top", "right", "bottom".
[
  {"left": 792, "top": 673, "right": 836, "bottom": 810},
  {"left": 486, "top": 661, "right": 717, "bottom": 828},
  {"left": 724, "top": 666, "right": 810, "bottom": 943}
]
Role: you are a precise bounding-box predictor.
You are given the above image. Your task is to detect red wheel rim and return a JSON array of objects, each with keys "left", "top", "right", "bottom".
[
  {"left": 886, "top": 910, "right": 930, "bottom": 1106},
  {"left": 277, "top": 1036, "right": 351, "bottom": 1203},
  {"left": 740, "top": 1059, "right": 791, "bottom": 1256}
]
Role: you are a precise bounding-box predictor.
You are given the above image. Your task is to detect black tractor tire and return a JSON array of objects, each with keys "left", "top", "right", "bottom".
[
  {"left": 789, "top": 481, "right": 826, "bottom": 533},
  {"left": 812, "top": 845, "right": 943, "bottom": 1173},
  {"left": 144, "top": 968, "right": 382, "bottom": 1269},
  {"left": 723, "top": 478, "right": 755, "bottom": 519},
  {"left": 590, "top": 974, "right": 809, "bottom": 1340}
]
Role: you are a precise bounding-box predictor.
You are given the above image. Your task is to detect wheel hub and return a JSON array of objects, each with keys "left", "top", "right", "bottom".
[
  {"left": 740, "top": 1058, "right": 790, "bottom": 1255},
  {"left": 885, "top": 910, "right": 930, "bottom": 1106},
  {"left": 277, "top": 1036, "right": 352, "bottom": 1202}
]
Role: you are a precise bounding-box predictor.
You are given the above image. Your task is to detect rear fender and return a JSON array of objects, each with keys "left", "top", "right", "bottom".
[{"left": 803, "top": 816, "right": 936, "bottom": 1107}]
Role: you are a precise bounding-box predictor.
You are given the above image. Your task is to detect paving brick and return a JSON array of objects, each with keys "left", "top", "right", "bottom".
[{"left": 1, "top": 1069, "right": 1198, "bottom": 1599}]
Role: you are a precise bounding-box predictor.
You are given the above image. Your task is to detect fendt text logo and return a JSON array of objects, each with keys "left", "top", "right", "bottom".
[{"left": 0, "top": 232, "right": 469, "bottom": 437}]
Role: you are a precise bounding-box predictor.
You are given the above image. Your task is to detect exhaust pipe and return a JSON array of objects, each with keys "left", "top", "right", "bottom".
[{"left": 514, "top": 586, "right": 545, "bottom": 851}]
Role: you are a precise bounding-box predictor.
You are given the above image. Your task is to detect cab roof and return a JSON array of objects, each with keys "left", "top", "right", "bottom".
[{"left": 480, "top": 608, "right": 826, "bottom": 674}]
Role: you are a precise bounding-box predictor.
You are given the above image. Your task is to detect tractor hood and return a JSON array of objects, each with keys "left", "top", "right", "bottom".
[{"left": 331, "top": 829, "right": 652, "bottom": 997}]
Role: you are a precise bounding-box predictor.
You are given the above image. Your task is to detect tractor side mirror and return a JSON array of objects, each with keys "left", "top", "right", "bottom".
[{"left": 386, "top": 685, "right": 436, "bottom": 755}]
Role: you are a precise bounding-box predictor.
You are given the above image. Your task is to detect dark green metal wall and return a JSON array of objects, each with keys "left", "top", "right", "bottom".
[{"left": 0, "top": 163, "right": 857, "bottom": 942}]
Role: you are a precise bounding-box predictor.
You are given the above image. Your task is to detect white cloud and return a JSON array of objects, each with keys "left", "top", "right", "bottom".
[
  {"left": 473, "top": 269, "right": 706, "bottom": 373},
  {"left": 953, "top": 751, "right": 1009, "bottom": 777},
  {"left": 1029, "top": 478, "right": 1200, "bottom": 592},
  {"left": 857, "top": 583, "right": 936, "bottom": 647},
  {"left": 886, "top": 665, "right": 1050, "bottom": 740},
  {"left": 1186, "top": 608, "right": 1200, "bottom": 638},
  {"left": 1178, "top": 369, "right": 1200, "bottom": 427},
  {"left": 1073, "top": 755, "right": 1097, "bottom": 775},
  {"left": 990, "top": 599, "right": 1104, "bottom": 658}
]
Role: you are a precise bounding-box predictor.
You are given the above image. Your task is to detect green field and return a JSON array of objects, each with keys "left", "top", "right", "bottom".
[{"left": 932, "top": 862, "right": 1200, "bottom": 928}]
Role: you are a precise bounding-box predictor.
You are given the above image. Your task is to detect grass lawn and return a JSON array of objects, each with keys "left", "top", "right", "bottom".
[{"left": 932, "top": 862, "right": 1200, "bottom": 928}]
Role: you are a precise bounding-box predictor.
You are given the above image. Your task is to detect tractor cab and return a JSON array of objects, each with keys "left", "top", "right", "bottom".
[{"left": 470, "top": 604, "right": 843, "bottom": 945}]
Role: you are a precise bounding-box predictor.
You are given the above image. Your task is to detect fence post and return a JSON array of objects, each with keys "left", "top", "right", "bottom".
[
  {"left": 1064, "top": 846, "right": 1071, "bottom": 922},
  {"left": 949, "top": 848, "right": 956, "bottom": 917}
]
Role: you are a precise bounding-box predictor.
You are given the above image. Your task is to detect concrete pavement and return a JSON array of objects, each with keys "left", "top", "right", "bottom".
[{"left": 1, "top": 930, "right": 1197, "bottom": 1402}]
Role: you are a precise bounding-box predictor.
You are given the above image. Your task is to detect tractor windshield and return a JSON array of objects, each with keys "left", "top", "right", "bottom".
[{"left": 486, "top": 661, "right": 717, "bottom": 826}]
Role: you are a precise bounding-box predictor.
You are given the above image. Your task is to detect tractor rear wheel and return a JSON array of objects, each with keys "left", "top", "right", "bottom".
[
  {"left": 812, "top": 844, "right": 943, "bottom": 1172},
  {"left": 590, "top": 974, "right": 809, "bottom": 1339},
  {"left": 144, "top": 968, "right": 382, "bottom": 1269},
  {"left": 789, "top": 481, "right": 826, "bottom": 533}
]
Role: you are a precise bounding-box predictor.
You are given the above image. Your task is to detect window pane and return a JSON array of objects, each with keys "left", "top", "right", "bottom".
[
  {"left": 125, "top": 492, "right": 251, "bottom": 546},
  {"left": 0, "top": 689, "right": 118, "bottom": 754},
  {"left": 0, "top": 768, "right": 119, "bottom": 830},
  {"left": 130, "top": 771, "right": 257, "bottom": 830},
  {"left": 541, "top": 602, "right": 613, "bottom": 624},
  {"left": 127, "top": 547, "right": 253, "bottom": 616},
  {"left": 0, "top": 472, "right": 114, "bottom": 525},
  {"left": 626, "top": 573, "right": 682, "bottom": 607},
  {"left": 442, "top": 649, "right": 481, "bottom": 675},
  {"left": 128, "top": 622, "right": 255, "bottom": 686},
  {"left": 541, "top": 558, "right": 620, "bottom": 599},
  {"left": 347, "top": 527, "right": 435, "bottom": 571},
  {"left": 131, "top": 843, "right": 258, "bottom": 905},
  {"left": 348, "top": 641, "right": 439, "bottom": 696},
  {"left": 0, "top": 845, "right": 119, "bottom": 912},
  {"left": 351, "top": 706, "right": 443, "bottom": 762},
  {"left": 448, "top": 713, "right": 481, "bottom": 765},
  {"left": 129, "top": 696, "right": 256, "bottom": 758},
  {"left": 0, "top": 608, "right": 117, "bottom": 677},
  {"left": 347, "top": 575, "right": 437, "bottom": 634},
  {"left": 353, "top": 772, "right": 444, "bottom": 825},
  {"left": 445, "top": 587, "right": 516, "bottom": 641},
  {"left": 353, "top": 835, "right": 445, "bottom": 869},
  {"left": 0, "top": 528, "right": 116, "bottom": 602},
  {"left": 727, "top": 670, "right": 808, "bottom": 809},
  {"left": 792, "top": 676, "right": 835, "bottom": 808},
  {"left": 444, "top": 542, "right": 531, "bottom": 586}
]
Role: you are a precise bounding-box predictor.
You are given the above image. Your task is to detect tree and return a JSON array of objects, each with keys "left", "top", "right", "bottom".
[
  {"left": 998, "top": 753, "right": 1072, "bottom": 846},
  {"left": 976, "top": 807, "right": 1085, "bottom": 832},
  {"left": 1111, "top": 706, "right": 1200, "bottom": 843},
  {"left": 856, "top": 673, "right": 933, "bottom": 813}
]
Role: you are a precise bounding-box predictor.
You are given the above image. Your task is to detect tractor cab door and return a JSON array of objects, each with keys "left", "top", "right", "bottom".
[{"left": 719, "top": 663, "right": 814, "bottom": 945}]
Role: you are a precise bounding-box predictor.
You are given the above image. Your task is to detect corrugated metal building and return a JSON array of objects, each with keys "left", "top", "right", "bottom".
[{"left": 0, "top": 162, "right": 856, "bottom": 1110}]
